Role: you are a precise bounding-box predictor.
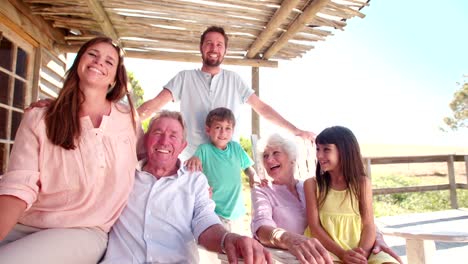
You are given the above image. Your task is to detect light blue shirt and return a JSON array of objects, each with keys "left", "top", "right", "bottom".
[
  {"left": 195, "top": 141, "right": 253, "bottom": 220},
  {"left": 165, "top": 69, "right": 255, "bottom": 160},
  {"left": 101, "top": 161, "right": 221, "bottom": 264}
]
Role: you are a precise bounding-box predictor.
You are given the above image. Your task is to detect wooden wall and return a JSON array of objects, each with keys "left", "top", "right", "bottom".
[{"left": 0, "top": 2, "right": 66, "bottom": 173}]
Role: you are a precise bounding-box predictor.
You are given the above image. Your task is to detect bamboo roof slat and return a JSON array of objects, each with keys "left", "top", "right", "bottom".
[{"left": 9, "top": 0, "right": 370, "bottom": 67}]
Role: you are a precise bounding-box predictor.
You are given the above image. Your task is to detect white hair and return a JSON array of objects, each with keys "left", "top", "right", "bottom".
[{"left": 256, "top": 133, "right": 297, "bottom": 170}]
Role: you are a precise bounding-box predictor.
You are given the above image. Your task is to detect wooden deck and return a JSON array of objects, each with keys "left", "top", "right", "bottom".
[
  {"left": 218, "top": 247, "right": 299, "bottom": 264},
  {"left": 217, "top": 209, "right": 468, "bottom": 264},
  {"left": 376, "top": 209, "right": 468, "bottom": 264}
]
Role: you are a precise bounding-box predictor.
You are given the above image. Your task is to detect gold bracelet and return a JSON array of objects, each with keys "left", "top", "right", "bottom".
[
  {"left": 269, "top": 228, "right": 286, "bottom": 247},
  {"left": 268, "top": 228, "right": 276, "bottom": 246},
  {"left": 220, "top": 232, "right": 230, "bottom": 254}
]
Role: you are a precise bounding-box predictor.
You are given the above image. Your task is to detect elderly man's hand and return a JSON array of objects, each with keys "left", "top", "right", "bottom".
[
  {"left": 224, "top": 233, "right": 272, "bottom": 264},
  {"left": 184, "top": 156, "right": 203, "bottom": 171},
  {"left": 283, "top": 232, "right": 333, "bottom": 264}
]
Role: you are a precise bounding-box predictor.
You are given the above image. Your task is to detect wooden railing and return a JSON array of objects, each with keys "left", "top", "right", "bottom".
[
  {"left": 364, "top": 154, "right": 468, "bottom": 209},
  {"left": 252, "top": 136, "right": 468, "bottom": 209}
]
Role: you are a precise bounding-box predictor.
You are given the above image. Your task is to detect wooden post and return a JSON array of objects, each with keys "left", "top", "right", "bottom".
[
  {"left": 447, "top": 155, "right": 458, "bottom": 209},
  {"left": 31, "top": 45, "right": 42, "bottom": 102},
  {"left": 365, "top": 158, "right": 372, "bottom": 179},
  {"left": 406, "top": 239, "right": 436, "bottom": 264},
  {"left": 251, "top": 67, "right": 260, "bottom": 136},
  {"left": 465, "top": 155, "right": 468, "bottom": 184}
]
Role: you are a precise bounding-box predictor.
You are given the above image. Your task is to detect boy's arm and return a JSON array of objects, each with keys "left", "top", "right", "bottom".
[
  {"left": 244, "top": 166, "right": 268, "bottom": 187},
  {"left": 244, "top": 166, "right": 256, "bottom": 187}
]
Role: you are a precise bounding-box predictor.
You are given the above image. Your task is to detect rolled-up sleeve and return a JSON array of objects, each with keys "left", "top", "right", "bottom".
[
  {"left": 250, "top": 186, "right": 277, "bottom": 238},
  {"left": 0, "top": 109, "right": 42, "bottom": 208},
  {"left": 191, "top": 172, "right": 221, "bottom": 241}
]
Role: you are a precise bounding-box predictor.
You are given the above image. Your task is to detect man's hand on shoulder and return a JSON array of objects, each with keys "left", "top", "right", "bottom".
[
  {"left": 224, "top": 233, "right": 272, "bottom": 264},
  {"left": 295, "top": 129, "right": 316, "bottom": 141},
  {"left": 184, "top": 156, "right": 203, "bottom": 171},
  {"left": 25, "top": 98, "right": 53, "bottom": 111}
]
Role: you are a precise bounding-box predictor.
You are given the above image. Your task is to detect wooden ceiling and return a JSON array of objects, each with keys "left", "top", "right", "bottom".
[{"left": 10, "top": 0, "right": 369, "bottom": 67}]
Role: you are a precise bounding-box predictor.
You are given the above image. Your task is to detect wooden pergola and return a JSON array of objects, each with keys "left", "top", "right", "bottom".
[
  {"left": 0, "top": 0, "right": 369, "bottom": 171},
  {"left": 3, "top": 0, "right": 369, "bottom": 64}
]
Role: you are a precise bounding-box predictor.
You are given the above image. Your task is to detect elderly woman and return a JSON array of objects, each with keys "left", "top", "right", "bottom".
[{"left": 250, "top": 133, "right": 402, "bottom": 264}]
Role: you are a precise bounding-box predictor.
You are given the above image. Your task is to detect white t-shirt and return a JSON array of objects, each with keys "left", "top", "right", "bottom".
[{"left": 165, "top": 69, "right": 254, "bottom": 160}]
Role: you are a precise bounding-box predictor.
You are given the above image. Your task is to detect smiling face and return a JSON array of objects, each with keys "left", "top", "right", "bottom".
[
  {"left": 262, "top": 145, "right": 294, "bottom": 184},
  {"left": 200, "top": 31, "right": 226, "bottom": 67},
  {"left": 206, "top": 119, "right": 234, "bottom": 150},
  {"left": 316, "top": 143, "right": 341, "bottom": 174},
  {"left": 145, "top": 117, "right": 187, "bottom": 168},
  {"left": 77, "top": 42, "right": 119, "bottom": 91}
]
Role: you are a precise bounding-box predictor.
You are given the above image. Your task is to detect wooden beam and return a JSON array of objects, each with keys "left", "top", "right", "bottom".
[
  {"left": 447, "top": 155, "right": 458, "bottom": 209},
  {"left": 6, "top": 0, "right": 66, "bottom": 44},
  {"left": 55, "top": 44, "right": 278, "bottom": 68},
  {"left": 246, "top": 0, "right": 300, "bottom": 59},
  {"left": 85, "top": 0, "right": 119, "bottom": 41},
  {"left": 263, "top": 0, "right": 328, "bottom": 59},
  {"left": 465, "top": 155, "right": 468, "bottom": 184},
  {"left": 1, "top": 0, "right": 66, "bottom": 50},
  {"left": 251, "top": 67, "right": 260, "bottom": 134},
  {"left": 373, "top": 185, "right": 451, "bottom": 195}
]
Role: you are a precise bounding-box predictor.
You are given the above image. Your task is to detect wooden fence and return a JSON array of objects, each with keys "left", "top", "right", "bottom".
[
  {"left": 364, "top": 154, "right": 468, "bottom": 209},
  {"left": 252, "top": 136, "right": 467, "bottom": 209}
]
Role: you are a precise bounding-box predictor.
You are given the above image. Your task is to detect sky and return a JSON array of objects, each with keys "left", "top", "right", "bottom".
[{"left": 125, "top": 0, "right": 468, "bottom": 148}]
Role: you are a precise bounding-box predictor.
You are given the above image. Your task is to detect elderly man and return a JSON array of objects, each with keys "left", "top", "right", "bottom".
[{"left": 100, "top": 110, "right": 272, "bottom": 264}]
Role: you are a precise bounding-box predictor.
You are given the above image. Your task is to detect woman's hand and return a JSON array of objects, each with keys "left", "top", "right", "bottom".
[
  {"left": 341, "top": 248, "right": 367, "bottom": 264},
  {"left": 372, "top": 230, "right": 403, "bottom": 263},
  {"left": 282, "top": 232, "right": 333, "bottom": 264}
]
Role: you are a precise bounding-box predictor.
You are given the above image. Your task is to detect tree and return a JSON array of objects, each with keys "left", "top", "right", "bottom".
[
  {"left": 127, "top": 71, "right": 144, "bottom": 107},
  {"left": 442, "top": 77, "right": 468, "bottom": 131}
]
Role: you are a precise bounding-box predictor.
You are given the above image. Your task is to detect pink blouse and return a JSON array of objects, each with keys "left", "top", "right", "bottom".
[
  {"left": 0, "top": 103, "right": 138, "bottom": 232},
  {"left": 251, "top": 180, "right": 307, "bottom": 236}
]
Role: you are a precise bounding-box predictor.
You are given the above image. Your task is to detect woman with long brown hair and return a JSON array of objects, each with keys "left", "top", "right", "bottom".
[{"left": 0, "top": 37, "right": 139, "bottom": 263}]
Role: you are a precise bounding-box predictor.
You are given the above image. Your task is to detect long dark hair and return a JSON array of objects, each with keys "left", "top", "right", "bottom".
[
  {"left": 315, "top": 126, "right": 366, "bottom": 213},
  {"left": 45, "top": 36, "right": 136, "bottom": 149}
]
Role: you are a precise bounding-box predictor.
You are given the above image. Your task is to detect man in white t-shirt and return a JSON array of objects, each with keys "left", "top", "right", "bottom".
[{"left": 137, "top": 26, "right": 316, "bottom": 160}]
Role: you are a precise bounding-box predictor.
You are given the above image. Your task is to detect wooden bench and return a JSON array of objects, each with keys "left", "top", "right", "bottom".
[
  {"left": 377, "top": 209, "right": 468, "bottom": 264},
  {"left": 218, "top": 247, "right": 299, "bottom": 264}
]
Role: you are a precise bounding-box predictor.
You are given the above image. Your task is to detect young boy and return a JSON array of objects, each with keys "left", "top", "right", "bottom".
[{"left": 186, "top": 107, "right": 263, "bottom": 233}]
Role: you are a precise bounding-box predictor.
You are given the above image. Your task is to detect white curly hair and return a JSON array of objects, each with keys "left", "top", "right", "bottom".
[{"left": 256, "top": 133, "right": 297, "bottom": 171}]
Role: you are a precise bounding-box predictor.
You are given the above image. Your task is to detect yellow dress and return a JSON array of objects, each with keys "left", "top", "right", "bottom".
[{"left": 305, "top": 188, "right": 398, "bottom": 264}]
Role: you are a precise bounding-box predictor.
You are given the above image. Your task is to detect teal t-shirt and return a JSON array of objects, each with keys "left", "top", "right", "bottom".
[{"left": 194, "top": 141, "right": 253, "bottom": 220}]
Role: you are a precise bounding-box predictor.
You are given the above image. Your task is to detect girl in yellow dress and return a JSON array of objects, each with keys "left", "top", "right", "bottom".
[{"left": 304, "top": 126, "right": 399, "bottom": 264}]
